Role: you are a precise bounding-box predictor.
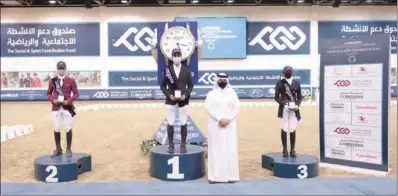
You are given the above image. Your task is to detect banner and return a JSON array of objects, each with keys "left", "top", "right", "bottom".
[
  {"left": 318, "top": 21, "right": 397, "bottom": 54},
  {"left": 247, "top": 22, "right": 310, "bottom": 55},
  {"left": 0, "top": 86, "right": 312, "bottom": 101},
  {"left": 108, "top": 69, "right": 310, "bottom": 87},
  {"left": 0, "top": 71, "right": 101, "bottom": 89},
  {"left": 175, "top": 17, "right": 247, "bottom": 59},
  {"left": 1, "top": 23, "right": 100, "bottom": 57},
  {"left": 319, "top": 34, "right": 390, "bottom": 172},
  {"left": 108, "top": 22, "right": 158, "bottom": 56}
]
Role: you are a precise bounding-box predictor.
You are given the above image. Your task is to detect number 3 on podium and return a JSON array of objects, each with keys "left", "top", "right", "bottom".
[
  {"left": 167, "top": 156, "right": 184, "bottom": 179},
  {"left": 297, "top": 165, "right": 308, "bottom": 179},
  {"left": 45, "top": 165, "right": 59, "bottom": 183}
]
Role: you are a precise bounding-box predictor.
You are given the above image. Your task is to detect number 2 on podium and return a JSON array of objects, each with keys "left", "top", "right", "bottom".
[
  {"left": 167, "top": 156, "right": 184, "bottom": 179},
  {"left": 45, "top": 165, "right": 59, "bottom": 182}
]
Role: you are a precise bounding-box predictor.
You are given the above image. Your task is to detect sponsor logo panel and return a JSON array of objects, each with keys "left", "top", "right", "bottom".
[
  {"left": 324, "top": 101, "right": 351, "bottom": 113},
  {"left": 351, "top": 102, "right": 382, "bottom": 115},
  {"left": 324, "top": 77, "right": 382, "bottom": 90},
  {"left": 325, "top": 136, "right": 381, "bottom": 153},
  {"left": 351, "top": 150, "right": 382, "bottom": 165},
  {"left": 351, "top": 64, "right": 383, "bottom": 77},
  {"left": 129, "top": 89, "right": 153, "bottom": 99},
  {"left": 324, "top": 124, "right": 381, "bottom": 140},
  {"left": 351, "top": 114, "right": 382, "bottom": 127},
  {"left": 325, "top": 113, "right": 352, "bottom": 125},
  {"left": 324, "top": 65, "right": 351, "bottom": 78},
  {"left": 325, "top": 147, "right": 351, "bottom": 160},
  {"left": 324, "top": 90, "right": 382, "bottom": 102}
]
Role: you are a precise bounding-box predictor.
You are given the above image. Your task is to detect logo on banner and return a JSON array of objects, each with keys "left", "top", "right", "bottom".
[
  {"left": 331, "top": 148, "right": 346, "bottom": 157},
  {"left": 199, "top": 72, "right": 217, "bottom": 85},
  {"left": 113, "top": 27, "right": 156, "bottom": 52},
  {"left": 355, "top": 152, "right": 378, "bottom": 160},
  {"left": 334, "top": 127, "right": 350, "bottom": 135},
  {"left": 334, "top": 80, "right": 351, "bottom": 87},
  {"left": 249, "top": 89, "right": 263, "bottom": 98},
  {"left": 340, "top": 92, "right": 364, "bottom": 100},
  {"left": 267, "top": 88, "right": 276, "bottom": 97},
  {"left": 328, "top": 102, "right": 345, "bottom": 113},
  {"left": 340, "top": 139, "right": 364, "bottom": 148},
  {"left": 331, "top": 67, "right": 346, "bottom": 76},
  {"left": 301, "top": 89, "right": 311, "bottom": 96},
  {"left": 0, "top": 93, "right": 19, "bottom": 98},
  {"left": 93, "top": 91, "right": 110, "bottom": 99},
  {"left": 248, "top": 26, "right": 306, "bottom": 51},
  {"left": 356, "top": 105, "right": 377, "bottom": 110}
]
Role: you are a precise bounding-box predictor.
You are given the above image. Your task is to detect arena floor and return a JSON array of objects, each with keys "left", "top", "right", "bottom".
[{"left": 1, "top": 100, "right": 397, "bottom": 182}]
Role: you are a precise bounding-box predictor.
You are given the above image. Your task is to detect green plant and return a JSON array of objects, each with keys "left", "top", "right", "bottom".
[{"left": 140, "top": 139, "right": 160, "bottom": 154}]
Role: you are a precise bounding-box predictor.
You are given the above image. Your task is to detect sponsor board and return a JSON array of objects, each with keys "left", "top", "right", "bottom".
[
  {"left": 324, "top": 113, "right": 352, "bottom": 125},
  {"left": 324, "top": 65, "right": 351, "bottom": 77},
  {"left": 325, "top": 136, "right": 381, "bottom": 153},
  {"left": 324, "top": 101, "right": 351, "bottom": 113},
  {"left": 130, "top": 89, "right": 153, "bottom": 99},
  {"left": 351, "top": 150, "right": 382, "bottom": 165},
  {"left": 324, "top": 124, "right": 381, "bottom": 140},
  {"left": 325, "top": 147, "right": 351, "bottom": 160},
  {"left": 351, "top": 114, "right": 382, "bottom": 127},
  {"left": 324, "top": 90, "right": 382, "bottom": 102},
  {"left": 325, "top": 77, "right": 382, "bottom": 90},
  {"left": 351, "top": 102, "right": 381, "bottom": 115}
]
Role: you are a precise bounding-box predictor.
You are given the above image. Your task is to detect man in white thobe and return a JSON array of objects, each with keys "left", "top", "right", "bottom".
[{"left": 204, "top": 73, "right": 240, "bottom": 184}]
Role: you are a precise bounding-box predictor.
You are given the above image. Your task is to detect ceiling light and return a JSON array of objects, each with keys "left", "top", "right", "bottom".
[
  {"left": 49, "top": 0, "right": 56, "bottom": 3},
  {"left": 121, "top": 0, "right": 128, "bottom": 3},
  {"left": 192, "top": 0, "right": 199, "bottom": 3}
]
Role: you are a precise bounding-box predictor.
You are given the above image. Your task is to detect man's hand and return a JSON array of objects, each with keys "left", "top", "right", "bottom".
[
  {"left": 53, "top": 100, "right": 58, "bottom": 105},
  {"left": 62, "top": 100, "right": 68, "bottom": 106},
  {"left": 180, "top": 95, "right": 186, "bottom": 101},
  {"left": 219, "top": 119, "right": 230, "bottom": 127},
  {"left": 169, "top": 95, "right": 176, "bottom": 101}
]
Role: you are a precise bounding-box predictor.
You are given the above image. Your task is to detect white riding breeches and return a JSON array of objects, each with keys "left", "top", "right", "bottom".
[
  {"left": 166, "top": 104, "right": 188, "bottom": 126},
  {"left": 280, "top": 108, "right": 298, "bottom": 133},
  {"left": 52, "top": 107, "right": 73, "bottom": 132}
]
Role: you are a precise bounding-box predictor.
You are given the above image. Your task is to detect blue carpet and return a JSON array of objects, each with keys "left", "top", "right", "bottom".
[{"left": 1, "top": 178, "right": 396, "bottom": 195}]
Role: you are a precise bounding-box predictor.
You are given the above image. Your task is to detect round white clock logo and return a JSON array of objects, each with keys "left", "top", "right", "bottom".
[{"left": 160, "top": 26, "right": 196, "bottom": 61}]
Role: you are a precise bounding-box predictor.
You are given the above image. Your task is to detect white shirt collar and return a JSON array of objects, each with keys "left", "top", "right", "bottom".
[{"left": 58, "top": 75, "right": 65, "bottom": 80}]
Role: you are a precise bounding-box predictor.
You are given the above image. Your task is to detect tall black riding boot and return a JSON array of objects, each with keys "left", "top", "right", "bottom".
[
  {"left": 167, "top": 125, "right": 175, "bottom": 154},
  {"left": 51, "top": 132, "right": 62, "bottom": 158},
  {"left": 180, "top": 124, "right": 187, "bottom": 153},
  {"left": 290, "top": 131, "right": 297, "bottom": 158},
  {"left": 281, "top": 130, "right": 288, "bottom": 157},
  {"left": 66, "top": 130, "right": 73, "bottom": 157}
]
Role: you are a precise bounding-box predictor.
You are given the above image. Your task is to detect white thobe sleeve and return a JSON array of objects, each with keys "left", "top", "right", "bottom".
[
  {"left": 204, "top": 91, "right": 221, "bottom": 122},
  {"left": 225, "top": 92, "right": 240, "bottom": 121}
]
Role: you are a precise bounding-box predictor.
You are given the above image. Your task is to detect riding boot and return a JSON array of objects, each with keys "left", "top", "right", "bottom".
[
  {"left": 66, "top": 130, "right": 72, "bottom": 157},
  {"left": 290, "top": 131, "right": 297, "bottom": 158},
  {"left": 51, "top": 132, "right": 62, "bottom": 158},
  {"left": 180, "top": 124, "right": 187, "bottom": 153},
  {"left": 281, "top": 129, "right": 288, "bottom": 157},
  {"left": 167, "top": 125, "right": 175, "bottom": 154}
]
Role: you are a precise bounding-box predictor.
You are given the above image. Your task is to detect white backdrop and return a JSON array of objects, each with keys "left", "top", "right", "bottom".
[{"left": 1, "top": 6, "right": 396, "bottom": 89}]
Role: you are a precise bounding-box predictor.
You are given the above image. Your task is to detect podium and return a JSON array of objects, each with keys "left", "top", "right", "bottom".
[
  {"left": 149, "top": 144, "right": 205, "bottom": 181},
  {"left": 262, "top": 152, "right": 319, "bottom": 179},
  {"left": 34, "top": 153, "right": 92, "bottom": 182}
]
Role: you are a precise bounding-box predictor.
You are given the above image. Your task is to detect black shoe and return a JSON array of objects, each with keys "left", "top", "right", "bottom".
[
  {"left": 209, "top": 180, "right": 216, "bottom": 184},
  {"left": 168, "top": 143, "right": 175, "bottom": 154},
  {"left": 51, "top": 148, "right": 62, "bottom": 158},
  {"left": 228, "top": 181, "right": 237, "bottom": 183},
  {"left": 290, "top": 150, "right": 296, "bottom": 158},
  {"left": 282, "top": 149, "right": 288, "bottom": 158},
  {"left": 66, "top": 148, "right": 72, "bottom": 157},
  {"left": 180, "top": 143, "right": 187, "bottom": 153}
]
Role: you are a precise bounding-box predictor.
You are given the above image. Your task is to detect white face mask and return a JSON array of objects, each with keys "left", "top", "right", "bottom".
[
  {"left": 173, "top": 57, "right": 182, "bottom": 65},
  {"left": 58, "top": 70, "right": 66, "bottom": 76}
]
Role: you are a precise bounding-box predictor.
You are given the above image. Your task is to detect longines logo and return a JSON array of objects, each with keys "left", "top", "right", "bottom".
[
  {"left": 340, "top": 91, "right": 364, "bottom": 100},
  {"left": 248, "top": 26, "right": 306, "bottom": 51},
  {"left": 340, "top": 139, "right": 364, "bottom": 148},
  {"left": 113, "top": 27, "right": 156, "bottom": 52}
]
